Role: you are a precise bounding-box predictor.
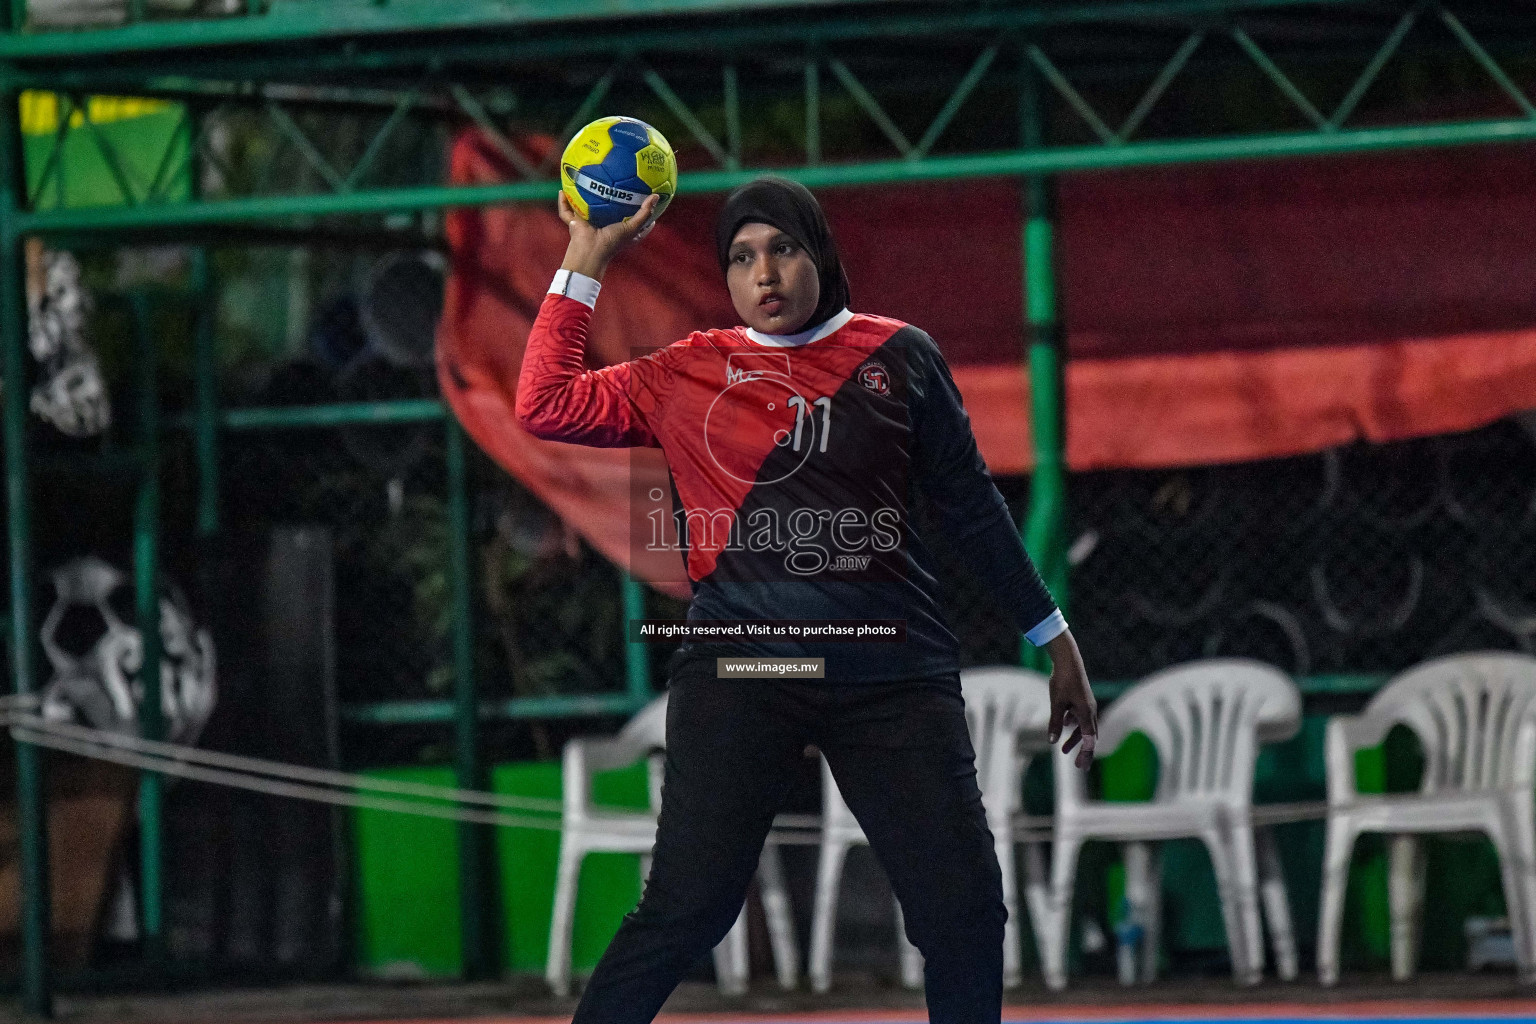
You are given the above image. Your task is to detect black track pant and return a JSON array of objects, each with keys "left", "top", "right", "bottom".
[{"left": 570, "top": 654, "right": 1006, "bottom": 1024}]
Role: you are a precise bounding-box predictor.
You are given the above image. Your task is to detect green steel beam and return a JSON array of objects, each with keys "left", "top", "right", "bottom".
[
  {"left": 1117, "top": 30, "right": 1205, "bottom": 141},
  {"left": 165, "top": 400, "right": 447, "bottom": 432},
  {"left": 145, "top": 105, "right": 192, "bottom": 204},
  {"left": 216, "top": 399, "right": 446, "bottom": 430},
  {"left": 340, "top": 691, "right": 652, "bottom": 725},
  {"left": 25, "top": 95, "right": 69, "bottom": 210},
  {"left": 15, "top": 0, "right": 1531, "bottom": 209},
  {"left": 20, "top": 116, "right": 1536, "bottom": 235},
  {"left": 6, "top": 2, "right": 1478, "bottom": 100},
  {"left": 341, "top": 79, "right": 425, "bottom": 192},
  {"left": 0, "top": 0, "right": 1373, "bottom": 63},
  {"left": 14, "top": 1, "right": 1532, "bottom": 228},
  {"left": 1231, "top": 25, "right": 1330, "bottom": 130},
  {"left": 450, "top": 84, "right": 540, "bottom": 181},
  {"left": 130, "top": 291, "right": 166, "bottom": 960},
  {"left": 643, "top": 67, "right": 731, "bottom": 168},
  {"left": 1441, "top": 7, "right": 1536, "bottom": 121},
  {"left": 45, "top": 223, "right": 442, "bottom": 251},
  {"left": 804, "top": 57, "right": 820, "bottom": 165},
  {"left": 1017, "top": 64, "right": 1067, "bottom": 673},
  {"left": 76, "top": 93, "right": 146, "bottom": 205},
  {"left": 1027, "top": 44, "right": 1117, "bottom": 145},
  {"left": 1, "top": 81, "right": 52, "bottom": 1021},
  {"left": 446, "top": 417, "right": 496, "bottom": 980},
  {"left": 1022, "top": 200, "right": 1065, "bottom": 611},
  {"left": 827, "top": 57, "right": 913, "bottom": 157},
  {"left": 622, "top": 573, "right": 651, "bottom": 704},
  {"left": 1327, "top": 8, "right": 1416, "bottom": 131},
  {"left": 537, "top": 67, "right": 617, "bottom": 177},
  {"left": 264, "top": 101, "right": 347, "bottom": 193},
  {"left": 191, "top": 249, "right": 218, "bottom": 537},
  {"left": 723, "top": 64, "right": 741, "bottom": 170},
  {"left": 913, "top": 42, "right": 1000, "bottom": 160}
]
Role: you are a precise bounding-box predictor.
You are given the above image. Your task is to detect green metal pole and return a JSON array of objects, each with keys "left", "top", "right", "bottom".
[
  {"left": 215, "top": 399, "right": 445, "bottom": 431},
  {"left": 446, "top": 417, "right": 495, "bottom": 978},
  {"left": 1019, "top": 54, "right": 1069, "bottom": 670},
  {"left": 723, "top": 63, "right": 740, "bottom": 171},
  {"left": 622, "top": 573, "right": 650, "bottom": 702},
  {"left": 0, "top": 0, "right": 1394, "bottom": 65},
  {"left": 1, "top": 81, "right": 53, "bottom": 1019},
  {"left": 189, "top": 99, "right": 219, "bottom": 540},
  {"left": 192, "top": 255, "right": 217, "bottom": 536},
  {"left": 22, "top": 116, "right": 1536, "bottom": 235},
  {"left": 130, "top": 291, "right": 165, "bottom": 958},
  {"left": 804, "top": 54, "right": 821, "bottom": 165}
]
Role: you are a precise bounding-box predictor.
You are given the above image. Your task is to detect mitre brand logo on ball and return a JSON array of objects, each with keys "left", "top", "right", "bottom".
[{"left": 635, "top": 344, "right": 912, "bottom": 582}]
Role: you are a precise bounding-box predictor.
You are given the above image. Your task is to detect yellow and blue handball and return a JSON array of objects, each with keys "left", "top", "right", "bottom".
[{"left": 560, "top": 116, "right": 677, "bottom": 229}]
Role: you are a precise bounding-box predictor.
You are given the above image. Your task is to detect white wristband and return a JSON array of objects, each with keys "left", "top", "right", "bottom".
[
  {"left": 1025, "top": 609, "right": 1068, "bottom": 647},
  {"left": 549, "top": 269, "right": 602, "bottom": 309}
]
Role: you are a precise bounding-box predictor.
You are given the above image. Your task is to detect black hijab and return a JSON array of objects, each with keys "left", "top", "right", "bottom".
[{"left": 715, "top": 176, "right": 852, "bottom": 333}]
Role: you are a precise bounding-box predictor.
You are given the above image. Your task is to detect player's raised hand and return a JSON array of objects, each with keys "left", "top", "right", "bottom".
[
  {"left": 558, "top": 192, "right": 659, "bottom": 280},
  {"left": 1044, "top": 628, "right": 1098, "bottom": 772}
]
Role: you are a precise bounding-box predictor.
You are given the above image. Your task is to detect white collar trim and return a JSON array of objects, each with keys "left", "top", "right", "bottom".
[{"left": 744, "top": 308, "right": 854, "bottom": 347}]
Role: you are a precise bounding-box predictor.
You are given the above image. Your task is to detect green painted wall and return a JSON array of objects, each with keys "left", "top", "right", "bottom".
[{"left": 352, "top": 760, "right": 649, "bottom": 978}]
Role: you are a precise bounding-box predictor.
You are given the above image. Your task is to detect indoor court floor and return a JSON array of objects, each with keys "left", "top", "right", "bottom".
[
  {"left": 16, "top": 980, "right": 1536, "bottom": 1024},
  {"left": 339, "top": 1005, "right": 1536, "bottom": 1024}
]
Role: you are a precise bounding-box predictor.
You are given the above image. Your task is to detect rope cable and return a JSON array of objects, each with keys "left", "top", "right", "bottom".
[
  {"left": 6, "top": 711, "right": 566, "bottom": 813},
  {"left": 2, "top": 710, "right": 831, "bottom": 842}
]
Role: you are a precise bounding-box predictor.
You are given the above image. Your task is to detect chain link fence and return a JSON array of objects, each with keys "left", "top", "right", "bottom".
[
  {"left": 928, "top": 419, "right": 1536, "bottom": 684},
  {"left": 225, "top": 413, "right": 1536, "bottom": 708},
  {"left": 224, "top": 417, "right": 1536, "bottom": 713},
  {"left": 212, "top": 252, "right": 635, "bottom": 719},
  {"left": 215, "top": 358, "right": 1536, "bottom": 720},
  {"left": 32, "top": 240, "right": 643, "bottom": 738}
]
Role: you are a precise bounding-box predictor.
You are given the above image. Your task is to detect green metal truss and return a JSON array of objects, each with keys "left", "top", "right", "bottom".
[
  {"left": 0, "top": 1, "right": 1446, "bottom": 59},
  {"left": 4, "top": 0, "right": 1536, "bottom": 1015},
  {"left": 8, "top": 1, "right": 1536, "bottom": 234}
]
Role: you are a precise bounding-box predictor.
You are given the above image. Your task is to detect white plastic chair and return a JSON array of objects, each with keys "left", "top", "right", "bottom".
[
  {"left": 547, "top": 693, "right": 799, "bottom": 997},
  {"left": 1041, "top": 659, "right": 1301, "bottom": 990},
  {"left": 1316, "top": 651, "right": 1536, "bottom": 985},
  {"left": 807, "top": 666, "right": 1056, "bottom": 992}
]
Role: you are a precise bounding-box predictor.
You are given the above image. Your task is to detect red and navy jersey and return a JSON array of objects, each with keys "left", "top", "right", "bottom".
[{"left": 517, "top": 291, "right": 1061, "bottom": 683}]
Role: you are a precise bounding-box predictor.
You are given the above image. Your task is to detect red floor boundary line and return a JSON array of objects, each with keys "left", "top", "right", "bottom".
[{"left": 339, "top": 997, "right": 1536, "bottom": 1024}]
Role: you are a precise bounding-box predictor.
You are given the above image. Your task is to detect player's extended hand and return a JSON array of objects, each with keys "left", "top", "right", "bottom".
[
  {"left": 558, "top": 191, "right": 659, "bottom": 280},
  {"left": 1044, "top": 628, "right": 1098, "bottom": 772}
]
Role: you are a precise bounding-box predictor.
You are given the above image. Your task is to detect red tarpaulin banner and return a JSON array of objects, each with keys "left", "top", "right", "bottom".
[{"left": 436, "top": 131, "right": 1536, "bottom": 592}]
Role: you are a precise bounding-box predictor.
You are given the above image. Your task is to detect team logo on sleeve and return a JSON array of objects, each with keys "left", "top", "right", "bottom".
[{"left": 857, "top": 360, "right": 890, "bottom": 395}]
